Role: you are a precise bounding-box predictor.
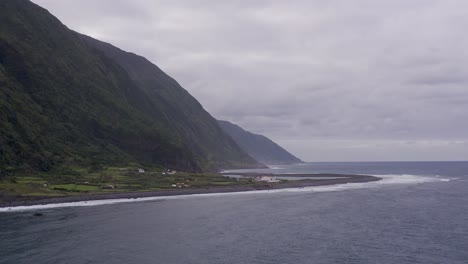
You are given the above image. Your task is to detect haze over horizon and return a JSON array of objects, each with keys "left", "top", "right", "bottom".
[{"left": 32, "top": 0, "right": 468, "bottom": 162}]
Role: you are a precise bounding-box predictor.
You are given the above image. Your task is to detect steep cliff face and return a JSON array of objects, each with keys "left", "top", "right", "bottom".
[
  {"left": 79, "top": 35, "right": 262, "bottom": 171},
  {"left": 218, "top": 120, "right": 303, "bottom": 165},
  {"left": 0, "top": 0, "right": 261, "bottom": 174}
]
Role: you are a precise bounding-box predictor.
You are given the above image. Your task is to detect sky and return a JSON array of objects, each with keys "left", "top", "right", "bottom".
[{"left": 32, "top": 0, "right": 468, "bottom": 162}]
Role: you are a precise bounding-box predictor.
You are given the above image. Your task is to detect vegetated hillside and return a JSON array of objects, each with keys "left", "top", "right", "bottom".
[
  {"left": 218, "top": 120, "right": 303, "bottom": 165},
  {"left": 0, "top": 0, "right": 261, "bottom": 175},
  {"left": 79, "top": 34, "right": 262, "bottom": 171}
]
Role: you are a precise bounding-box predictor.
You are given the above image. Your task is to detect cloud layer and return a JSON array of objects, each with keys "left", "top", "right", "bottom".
[{"left": 33, "top": 0, "right": 468, "bottom": 161}]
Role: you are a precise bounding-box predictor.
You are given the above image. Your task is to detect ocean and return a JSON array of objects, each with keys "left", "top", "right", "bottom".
[{"left": 1, "top": 161, "right": 467, "bottom": 264}]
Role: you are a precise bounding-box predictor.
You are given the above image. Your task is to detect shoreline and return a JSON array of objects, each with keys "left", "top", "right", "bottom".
[{"left": 0, "top": 173, "right": 381, "bottom": 208}]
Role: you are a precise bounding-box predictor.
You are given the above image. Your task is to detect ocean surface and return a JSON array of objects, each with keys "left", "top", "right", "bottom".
[{"left": 1, "top": 161, "right": 468, "bottom": 264}]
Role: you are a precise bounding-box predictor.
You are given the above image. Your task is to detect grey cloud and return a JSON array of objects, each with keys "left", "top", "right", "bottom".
[{"left": 32, "top": 0, "right": 468, "bottom": 161}]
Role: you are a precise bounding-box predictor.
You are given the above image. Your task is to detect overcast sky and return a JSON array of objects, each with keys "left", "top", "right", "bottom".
[{"left": 32, "top": 0, "right": 468, "bottom": 162}]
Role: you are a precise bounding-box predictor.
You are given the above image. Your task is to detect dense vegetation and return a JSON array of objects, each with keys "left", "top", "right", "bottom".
[
  {"left": 79, "top": 35, "right": 262, "bottom": 171},
  {"left": 0, "top": 0, "right": 261, "bottom": 177},
  {"left": 218, "top": 120, "right": 303, "bottom": 165}
]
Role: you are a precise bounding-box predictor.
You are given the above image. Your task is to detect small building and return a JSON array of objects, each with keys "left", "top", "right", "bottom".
[
  {"left": 167, "top": 170, "right": 176, "bottom": 175},
  {"left": 138, "top": 168, "right": 145, "bottom": 173},
  {"left": 102, "top": 184, "right": 116, "bottom": 189},
  {"left": 255, "top": 176, "right": 279, "bottom": 183}
]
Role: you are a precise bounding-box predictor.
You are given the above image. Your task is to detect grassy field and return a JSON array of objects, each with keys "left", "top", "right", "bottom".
[{"left": 0, "top": 167, "right": 264, "bottom": 201}]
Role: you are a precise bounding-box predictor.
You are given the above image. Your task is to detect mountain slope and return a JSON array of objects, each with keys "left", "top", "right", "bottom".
[
  {"left": 0, "top": 0, "right": 261, "bottom": 174},
  {"left": 218, "top": 120, "right": 303, "bottom": 165},
  {"left": 79, "top": 34, "right": 261, "bottom": 171}
]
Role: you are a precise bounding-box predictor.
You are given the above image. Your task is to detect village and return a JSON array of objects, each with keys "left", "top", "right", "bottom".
[
  {"left": 254, "top": 175, "right": 280, "bottom": 183},
  {"left": 4, "top": 167, "right": 286, "bottom": 198}
]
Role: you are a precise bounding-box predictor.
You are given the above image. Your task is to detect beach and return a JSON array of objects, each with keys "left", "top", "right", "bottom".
[{"left": 0, "top": 173, "right": 380, "bottom": 208}]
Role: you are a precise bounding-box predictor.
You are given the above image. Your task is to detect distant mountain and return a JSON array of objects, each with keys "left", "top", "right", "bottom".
[
  {"left": 0, "top": 0, "right": 262, "bottom": 174},
  {"left": 218, "top": 120, "right": 303, "bottom": 165}
]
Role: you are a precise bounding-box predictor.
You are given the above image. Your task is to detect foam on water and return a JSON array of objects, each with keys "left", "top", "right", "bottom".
[
  {"left": 374, "top": 174, "right": 449, "bottom": 184},
  {"left": 268, "top": 166, "right": 283, "bottom": 170},
  {"left": 0, "top": 174, "right": 452, "bottom": 213}
]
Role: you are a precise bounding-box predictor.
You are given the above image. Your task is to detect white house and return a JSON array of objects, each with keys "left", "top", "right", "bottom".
[
  {"left": 138, "top": 168, "right": 145, "bottom": 173},
  {"left": 255, "top": 176, "right": 279, "bottom": 183}
]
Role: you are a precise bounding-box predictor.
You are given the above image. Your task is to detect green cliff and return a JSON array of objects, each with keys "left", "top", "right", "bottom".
[{"left": 0, "top": 0, "right": 262, "bottom": 175}]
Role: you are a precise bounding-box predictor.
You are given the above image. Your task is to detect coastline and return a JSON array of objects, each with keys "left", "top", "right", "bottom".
[{"left": 0, "top": 174, "right": 380, "bottom": 208}]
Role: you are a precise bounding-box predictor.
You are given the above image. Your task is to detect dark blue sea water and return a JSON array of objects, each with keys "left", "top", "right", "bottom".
[{"left": 1, "top": 161, "right": 468, "bottom": 264}]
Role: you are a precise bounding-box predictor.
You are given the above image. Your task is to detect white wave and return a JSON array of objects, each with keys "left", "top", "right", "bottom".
[
  {"left": 0, "top": 174, "right": 453, "bottom": 213},
  {"left": 268, "top": 166, "right": 283, "bottom": 170},
  {"left": 373, "top": 174, "right": 451, "bottom": 185}
]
